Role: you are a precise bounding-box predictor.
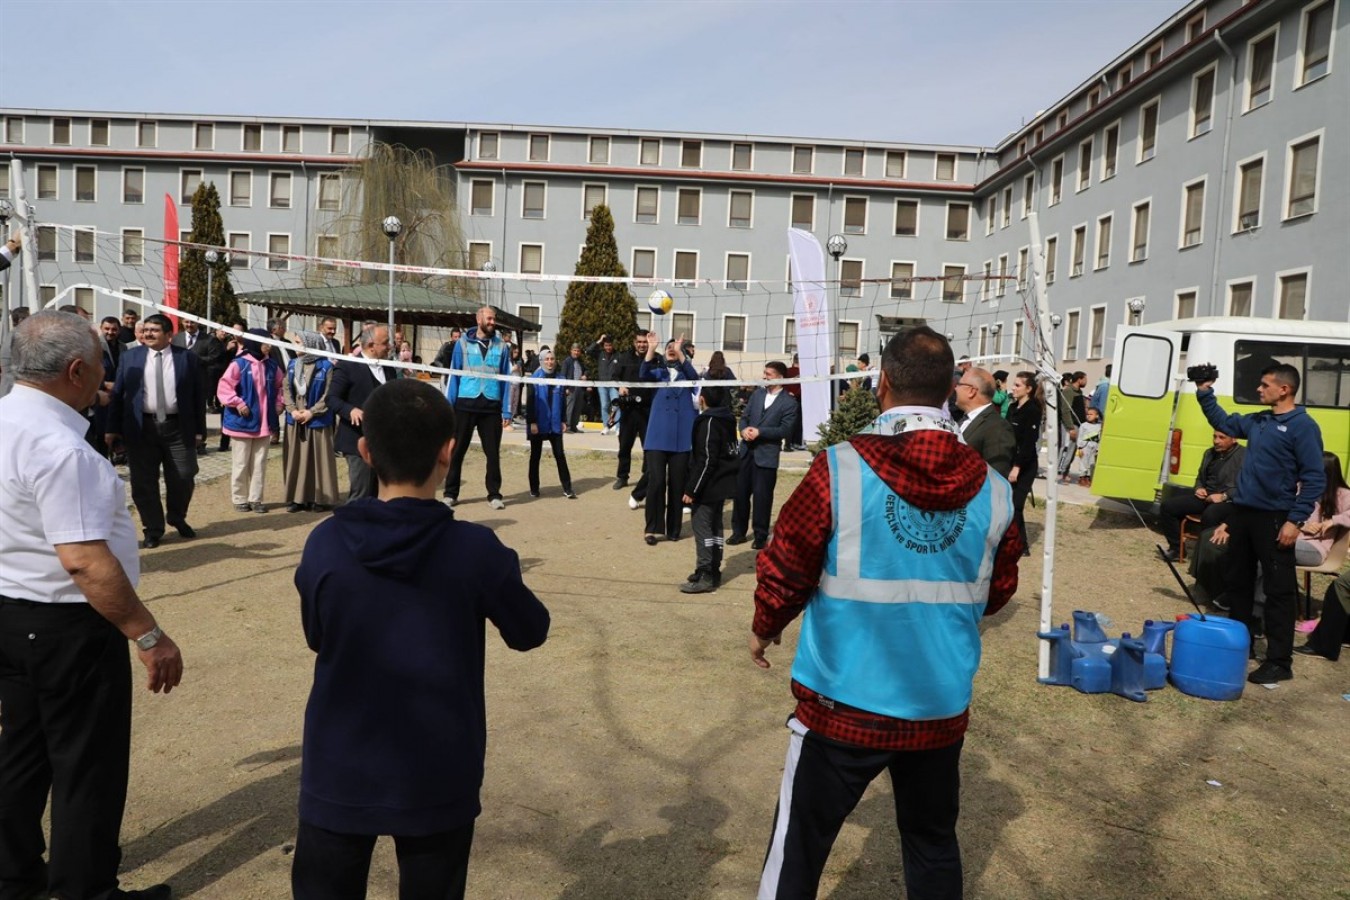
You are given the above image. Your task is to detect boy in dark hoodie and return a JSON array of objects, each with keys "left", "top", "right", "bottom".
[
  {"left": 292, "top": 379, "right": 550, "bottom": 900},
  {"left": 680, "top": 383, "right": 741, "bottom": 593}
]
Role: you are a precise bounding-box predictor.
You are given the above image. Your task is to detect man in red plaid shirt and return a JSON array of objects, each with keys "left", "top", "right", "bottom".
[{"left": 751, "top": 326, "right": 1023, "bottom": 900}]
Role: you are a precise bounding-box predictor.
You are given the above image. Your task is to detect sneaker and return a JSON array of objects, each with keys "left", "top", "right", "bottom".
[
  {"left": 628, "top": 496, "right": 640, "bottom": 510},
  {"left": 564, "top": 490, "right": 577, "bottom": 499},
  {"left": 489, "top": 497, "right": 506, "bottom": 510},
  {"left": 680, "top": 575, "right": 718, "bottom": 594},
  {"left": 234, "top": 503, "right": 251, "bottom": 513},
  {"left": 683, "top": 506, "right": 692, "bottom": 517},
  {"left": 529, "top": 490, "right": 540, "bottom": 498},
  {"left": 1246, "top": 662, "right": 1292, "bottom": 685},
  {"left": 443, "top": 496, "right": 458, "bottom": 508}
]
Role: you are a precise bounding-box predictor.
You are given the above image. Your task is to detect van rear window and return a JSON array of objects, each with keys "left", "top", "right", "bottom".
[
  {"left": 1118, "top": 333, "right": 1175, "bottom": 399},
  {"left": 1233, "top": 340, "right": 1349, "bottom": 409}
]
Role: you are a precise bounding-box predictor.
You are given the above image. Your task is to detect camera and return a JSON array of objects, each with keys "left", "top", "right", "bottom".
[{"left": 1186, "top": 363, "right": 1219, "bottom": 384}]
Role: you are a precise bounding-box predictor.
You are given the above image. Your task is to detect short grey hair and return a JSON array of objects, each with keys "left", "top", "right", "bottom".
[
  {"left": 12, "top": 311, "right": 100, "bottom": 383},
  {"left": 359, "top": 324, "right": 388, "bottom": 348}
]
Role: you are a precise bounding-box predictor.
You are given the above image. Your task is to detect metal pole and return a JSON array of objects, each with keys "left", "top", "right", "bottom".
[
  {"left": 206, "top": 266, "right": 213, "bottom": 325},
  {"left": 386, "top": 238, "right": 396, "bottom": 341},
  {"left": 1028, "top": 211, "right": 1061, "bottom": 682}
]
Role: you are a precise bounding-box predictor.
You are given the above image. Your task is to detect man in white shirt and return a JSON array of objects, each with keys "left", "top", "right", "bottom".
[{"left": 0, "top": 310, "right": 183, "bottom": 900}]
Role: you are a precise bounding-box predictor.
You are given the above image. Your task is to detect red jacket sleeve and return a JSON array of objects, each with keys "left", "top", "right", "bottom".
[
  {"left": 752, "top": 452, "right": 833, "bottom": 638},
  {"left": 984, "top": 521, "right": 1024, "bottom": 617}
]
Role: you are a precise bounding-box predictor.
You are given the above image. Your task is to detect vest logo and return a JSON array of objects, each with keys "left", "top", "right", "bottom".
[{"left": 884, "top": 496, "right": 967, "bottom": 554}]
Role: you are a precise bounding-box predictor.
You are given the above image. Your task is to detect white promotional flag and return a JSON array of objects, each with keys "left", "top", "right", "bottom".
[{"left": 787, "top": 228, "right": 831, "bottom": 444}]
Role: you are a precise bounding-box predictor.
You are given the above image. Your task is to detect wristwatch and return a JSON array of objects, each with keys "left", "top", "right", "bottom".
[{"left": 135, "top": 625, "right": 163, "bottom": 651}]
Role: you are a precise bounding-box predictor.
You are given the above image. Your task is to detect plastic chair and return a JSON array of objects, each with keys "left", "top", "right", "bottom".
[{"left": 1296, "top": 528, "right": 1350, "bottom": 619}]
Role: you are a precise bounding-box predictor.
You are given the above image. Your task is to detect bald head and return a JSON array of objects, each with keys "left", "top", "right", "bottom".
[{"left": 955, "top": 367, "right": 996, "bottom": 413}]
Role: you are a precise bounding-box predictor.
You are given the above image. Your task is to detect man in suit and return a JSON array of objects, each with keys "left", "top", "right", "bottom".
[
  {"left": 319, "top": 316, "right": 343, "bottom": 355},
  {"left": 174, "top": 319, "right": 227, "bottom": 445},
  {"left": 955, "top": 367, "right": 1016, "bottom": 478},
  {"left": 328, "top": 323, "right": 398, "bottom": 502},
  {"left": 730, "top": 361, "right": 800, "bottom": 550},
  {"left": 106, "top": 313, "right": 207, "bottom": 548}
]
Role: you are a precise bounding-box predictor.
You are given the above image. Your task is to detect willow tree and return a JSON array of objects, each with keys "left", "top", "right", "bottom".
[
  {"left": 178, "top": 182, "right": 239, "bottom": 324},
  {"left": 555, "top": 205, "right": 638, "bottom": 375}
]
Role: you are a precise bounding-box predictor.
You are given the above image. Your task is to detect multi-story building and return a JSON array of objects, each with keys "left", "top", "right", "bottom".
[{"left": 1, "top": 0, "right": 1343, "bottom": 373}]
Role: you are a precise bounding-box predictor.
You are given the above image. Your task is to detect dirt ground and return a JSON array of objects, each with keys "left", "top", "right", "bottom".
[{"left": 112, "top": 445, "right": 1349, "bottom": 899}]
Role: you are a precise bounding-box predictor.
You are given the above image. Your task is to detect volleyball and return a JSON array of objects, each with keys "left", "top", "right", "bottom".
[{"left": 647, "top": 289, "right": 674, "bottom": 316}]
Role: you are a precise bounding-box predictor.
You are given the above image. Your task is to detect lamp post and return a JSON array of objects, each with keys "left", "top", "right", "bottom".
[
  {"left": 1127, "top": 297, "right": 1146, "bottom": 327},
  {"left": 0, "top": 199, "right": 11, "bottom": 355},
  {"left": 382, "top": 216, "right": 402, "bottom": 340},
  {"left": 204, "top": 249, "right": 218, "bottom": 325},
  {"left": 825, "top": 233, "right": 847, "bottom": 404}
]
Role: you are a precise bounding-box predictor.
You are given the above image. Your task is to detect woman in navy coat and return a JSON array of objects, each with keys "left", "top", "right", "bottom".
[
  {"left": 524, "top": 349, "right": 576, "bottom": 498},
  {"left": 639, "top": 333, "right": 699, "bottom": 544}
]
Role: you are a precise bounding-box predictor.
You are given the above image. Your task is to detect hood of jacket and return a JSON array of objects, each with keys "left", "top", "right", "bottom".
[
  {"left": 328, "top": 497, "right": 456, "bottom": 582},
  {"left": 849, "top": 412, "right": 989, "bottom": 512}
]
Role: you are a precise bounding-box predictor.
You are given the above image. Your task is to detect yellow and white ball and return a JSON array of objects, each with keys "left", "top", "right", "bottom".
[{"left": 647, "top": 289, "right": 674, "bottom": 316}]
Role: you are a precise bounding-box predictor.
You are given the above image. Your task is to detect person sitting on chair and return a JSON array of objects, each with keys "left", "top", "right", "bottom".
[{"left": 1160, "top": 430, "right": 1245, "bottom": 561}]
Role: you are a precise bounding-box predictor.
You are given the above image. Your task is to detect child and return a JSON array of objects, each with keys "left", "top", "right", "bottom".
[
  {"left": 292, "top": 379, "right": 550, "bottom": 900},
  {"left": 680, "top": 384, "right": 740, "bottom": 593},
  {"left": 1076, "top": 406, "right": 1103, "bottom": 486}
]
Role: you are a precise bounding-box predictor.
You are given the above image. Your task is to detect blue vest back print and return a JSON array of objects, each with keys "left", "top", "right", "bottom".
[
  {"left": 792, "top": 442, "right": 1015, "bottom": 721},
  {"left": 286, "top": 358, "right": 335, "bottom": 429},
  {"left": 222, "top": 356, "right": 281, "bottom": 435}
]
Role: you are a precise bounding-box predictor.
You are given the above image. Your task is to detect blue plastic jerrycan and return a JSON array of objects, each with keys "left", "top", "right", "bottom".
[
  {"left": 1140, "top": 619, "right": 1176, "bottom": 690},
  {"left": 1170, "top": 614, "right": 1249, "bottom": 701},
  {"left": 1109, "top": 633, "right": 1148, "bottom": 702}
]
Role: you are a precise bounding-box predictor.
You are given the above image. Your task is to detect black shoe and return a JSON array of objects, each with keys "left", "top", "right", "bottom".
[
  {"left": 1293, "top": 643, "right": 1326, "bottom": 658},
  {"left": 121, "top": 885, "right": 174, "bottom": 899},
  {"left": 1246, "top": 662, "right": 1293, "bottom": 684},
  {"left": 286, "top": 503, "right": 305, "bottom": 513},
  {"left": 644, "top": 534, "right": 658, "bottom": 546},
  {"left": 529, "top": 490, "right": 540, "bottom": 498},
  {"left": 140, "top": 535, "right": 161, "bottom": 549},
  {"left": 666, "top": 532, "right": 681, "bottom": 542},
  {"left": 612, "top": 477, "right": 629, "bottom": 490},
  {"left": 752, "top": 537, "right": 767, "bottom": 551},
  {"left": 171, "top": 522, "right": 196, "bottom": 539},
  {"left": 1022, "top": 546, "right": 1032, "bottom": 558},
  {"left": 680, "top": 575, "right": 718, "bottom": 594},
  {"left": 727, "top": 534, "right": 749, "bottom": 546},
  {"left": 1160, "top": 547, "right": 1181, "bottom": 562},
  {"left": 564, "top": 490, "right": 577, "bottom": 499}
]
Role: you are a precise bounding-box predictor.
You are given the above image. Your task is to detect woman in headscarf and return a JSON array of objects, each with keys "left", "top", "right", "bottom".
[
  {"left": 218, "top": 328, "right": 284, "bottom": 512},
  {"left": 523, "top": 349, "right": 576, "bottom": 499},
  {"left": 282, "top": 331, "right": 341, "bottom": 512}
]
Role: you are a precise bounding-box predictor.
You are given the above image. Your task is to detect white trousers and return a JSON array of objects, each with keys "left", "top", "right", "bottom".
[{"left": 230, "top": 436, "right": 270, "bottom": 504}]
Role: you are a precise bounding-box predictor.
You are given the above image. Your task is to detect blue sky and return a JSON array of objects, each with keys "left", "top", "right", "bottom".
[{"left": 6, "top": 0, "right": 1184, "bottom": 146}]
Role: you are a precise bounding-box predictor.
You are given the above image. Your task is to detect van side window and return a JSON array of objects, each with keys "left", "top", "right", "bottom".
[
  {"left": 1234, "top": 340, "right": 1349, "bottom": 409},
  {"left": 1118, "top": 333, "right": 1175, "bottom": 399}
]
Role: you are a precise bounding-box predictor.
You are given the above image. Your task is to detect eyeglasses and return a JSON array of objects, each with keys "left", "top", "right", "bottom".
[{"left": 956, "top": 381, "right": 979, "bottom": 391}]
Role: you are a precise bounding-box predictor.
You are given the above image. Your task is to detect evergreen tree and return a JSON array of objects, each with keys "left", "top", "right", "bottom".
[
  {"left": 177, "top": 182, "right": 239, "bottom": 325},
  {"left": 555, "top": 205, "right": 638, "bottom": 375},
  {"left": 815, "top": 383, "right": 880, "bottom": 448}
]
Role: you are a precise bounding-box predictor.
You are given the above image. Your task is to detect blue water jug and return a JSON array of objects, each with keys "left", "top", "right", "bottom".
[
  {"left": 1110, "top": 633, "right": 1148, "bottom": 702},
  {"left": 1141, "top": 619, "right": 1175, "bottom": 690},
  {"left": 1170, "top": 614, "right": 1249, "bottom": 701}
]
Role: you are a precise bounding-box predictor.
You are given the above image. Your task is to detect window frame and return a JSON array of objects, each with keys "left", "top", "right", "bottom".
[
  {"left": 1076, "top": 137, "right": 1093, "bottom": 192},
  {"left": 470, "top": 179, "right": 495, "bottom": 217},
  {"left": 1174, "top": 287, "right": 1199, "bottom": 320},
  {"left": 1179, "top": 176, "right": 1207, "bottom": 248},
  {"left": 1282, "top": 130, "right": 1323, "bottom": 220},
  {"left": 839, "top": 258, "right": 863, "bottom": 298},
  {"left": 228, "top": 232, "right": 251, "bottom": 269},
  {"left": 889, "top": 260, "right": 916, "bottom": 301},
  {"left": 1226, "top": 277, "right": 1256, "bottom": 317},
  {"left": 885, "top": 150, "right": 906, "bottom": 179},
  {"left": 121, "top": 167, "right": 144, "bottom": 205},
  {"left": 51, "top": 117, "right": 71, "bottom": 145},
  {"left": 521, "top": 181, "right": 547, "bottom": 219},
  {"left": 791, "top": 193, "right": 815, "bottom": 231},
  {"left": 1070, "top": 224, "right": 1087, "bottom": 277},
  {"left": 180, "top": 168, "right": 203, "bottom": 205},
  {"left": 581, "top": 182, "right": 608, "bottom": 220},
  {"left": 281, "top": 125, "right": 301, "bottom": 154},
  {"left": 1063, "top": 308, "right": 1081, "bottom": 361},
  {"left": 843, "top": 195, "right": 868, "bottom": 235},
  {"left": 792, "top": 145, "right": 814, "bottom": 175},
  {"left": 639, "top": 138, "right": 661, "bottom": 166},
  {"left": 1049, "top": 154, "right": 1064, "bottom": 205},
  {"left": 228, "top": 169, "right": 252, "bottom": 208},
  {"left": 268, "top": 170, "right": 293, "bottom": 210},
  {"left": 194, "top": 122, "right": 214, "bottom": 151},
  {"left": 721, "top": 314, "right": 748, "bottom": 352},
  {"left": 630, "top": 247, "right": 658, "bottom": 281},
  {"left": 89, "top": 119, "right": 110, "bottom": 147},
  {"left": 1101, "top": 121, "right": 1121, "bottom": 180},
  {"left": 74, "top": 165, "right": 97, "bottom": 203},
  {"left": 329, "top": 126, "right": 351, "bottom": 155},
  {"left": 518, "top": 242, "right": 544, "bottom": 276},
  {"left": 527, "top": 133, "right": 551, "bottom": 162},
  {"left": 73, "top": 226, "right": 96, "bottom": 264},
  {"left": 724, "top": 252, "right": 751, "bottom": 291},
  {"left": 1088, "top": 304, "right": 1107, "bottom": 359},
  {"left": 1137, "top": 97, "right": 1160, "bottom": 163},
  {"left": 673, "top": 249, "right": 699, "bottom": 285},
  {"left": 676, "top": 186, "right": 702, "bottom": 226},
  {"left": 1094, "top": 213, "right": 1113, "bottom": 270},
  {"left": 941, "top": 264, "right": 967, "bottom": 303},
  {"left": 317, "top": 172, "right": 342, "bottom": 212},
  {"left": 934, "top": 153, "right": 956, "bottom": 181},
  {"left": 1243, "top": 25, "right": 1279, "bottom": 111},
  {"left": 842, "top": 147, "right": 865, "bottom": 177},
  {"left": 681, "top": 139, "right": 703, "bottom": 169},
  {"left": 945, "top": 201, "right": 970, "bottom": 241},
  {"left": 893, "top": 198, "right": 918, "bottom": 237},
  {"left": 1274, "top": 267, "right": 1312, "bottom": 320},
  {"left": 588, "top": 135, "right": 610, "bottom": 165},
  {"left": 1189, "top": 64, "right": 1218, "bottom": 139},
  {"left": 727, "top": 189, "right": 754, "bottom": 228},
  {"left": 731, "top": 142, "right": 754, "bottom": 171},
  {"left": 1294, "top": 0, "right": 1335, "bottom": 87},
  {"left": 478, "top": 131, "right": 499, "bottom": 160},
  {"left": 1130, "top": 198, "right": 1151, "bottom": 262},
  {"left": 634, "top": 185, "right": 660, "bottom": 225},
  {"left": 1233, "top": 152, "right": 1266, "bottom": 232},
  {"left": 120, "top": 228, "right": 145, "bottom": 266},
  {"left": 1044, "top": 235, "right": 1058, "bottom": 285},
  {"left": 242, "top": 122, "right": 263, "bottom": 152},
  {"left": 36, "top": 163, "right": 59, "bottom": 201},
  {"left": 266, "top": 232, "right": 292, "bottom": 270}
]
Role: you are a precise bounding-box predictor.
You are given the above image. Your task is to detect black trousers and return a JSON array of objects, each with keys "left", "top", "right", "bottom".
[
  {"left": 690, "top": 501, "right": 725, "bottom": 578},
  {"left": 1010, "top": 461, "right": 1037, "bottom": 549},
  {"left": 615, "top": 404, "right": 649, "bottom": 482},
  {"left": 344, "top": 453, "right": 376, "bottom": 503},
  {"left": 1224, "top": 505, "right": 1298, "bottom": 667},
  {"left": 760, "top": 722, "right": 964, "bottom": 900},
  {"left": 291, "top": 819, "right": 474, "bottom": 900},
  {"left": 1160, "top": 493, "right": 1231, "bottom": 551},
  {"left": 0, "top": 599, "right": 132, "bottom": 900},
  {"left": 126, "top": 417, "right": 198, "bottom": 538},
  {"left": 1307, "top": 580, "right": 1348, "bottom": 660},
  {"left": 644, "top": 449, "right": 689, "bottom": 539},
  {"left": 443, "top": 409, "right": 504, "bottom": 501},
  {"left": 731, "top": 457, "right": 779, "bottom": 542},
  {"left": 527, "top": 433, "right": 572, "bottom": 494}
]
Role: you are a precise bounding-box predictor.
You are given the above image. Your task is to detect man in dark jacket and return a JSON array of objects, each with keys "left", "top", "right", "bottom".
[
  {"left": 587, "top": 333, "right": 621, "bottom": 434},
  {"left": 680, "top": 384, "right": 740, "bottom": 593},
  {"left": 328, "top": 324, "right": 399, "bottom": 502},
  {"left": 955, "top": 367, "right": 1016, "bottom": 478},
  {"left": 730, "top": 361, "right": 800, "bottom": 550},
  {"left": 612, "top": 332, "right": 654, "bottom": 492},
  {"left": 1159, "top": 430, "right": 1245, "bottom": 561},
  {"left": 292, "top": 379, "right": 549, "bottom": 900}
]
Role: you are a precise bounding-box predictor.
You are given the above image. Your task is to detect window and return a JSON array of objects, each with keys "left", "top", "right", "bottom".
[
  {"left": 1087, "top": 88, "right": 1101, "bottom": 110},
  {"left": 268, "top": 234, "right": 290, "bottom": 270},
  {"left": 995, "top": 186, "right": 1009, "bottom": 228},
  {"left": 228, "top": 233, "right": 250, "bottom": 268},
  {"left": 945, "top": 202, "right": 970, "bottom": 241},
  {"left": 1071, "top": 225, "right": 1086, "bottom": 277},
  {"left": 589, "top": 136, "right": 610, "bottom": 164},
  {"left": 728, "top": 190, "right": 753, "bottom": 228},
  {"left": 1095, "top": 215, "right": 1112, "bottom": 270},
  {"left": 935, "top": 153, "right": 956, "bottom": 181},
  {"left": 1181, "top": 179, "right": 1206, "bottom": 247},
  {"left": 1131, "top": 200, "right": 1150, "bottom": 261},
  {"left": 681, "top": 140, "right": 702, "bottom": 168},
  {"left": 890, "top": 261, "right": 915, "bottom": 300},
  {"left": 522, "top": 182, "right": 546, "bottom": 218},
  {"left": 839, "top": 322, "right": 860, "bottom": 356},
  {"left": 74, "top": 228, "right": 94, "bottom": 263},
  {"left": 942, "top": 265, "right": 966, "bottom": 302},
  {"left": 635, "top": 186, "right": 659, "bottom": 224},
  {"left": 732, "top": 142, "right": 753, "bottom": 171},
  {"left": 195, "top": 122, "right": 214, "bottom": 150},
  {"left": 75, "top": 166, "right": 96, "bottom": 202},
  {"left": 722, "top": 315, "right": 747, "bottom": 352},
  {"left": 121, "top": 229, "right": 144, "bottom": 266},
  {"left": 38, "top": 285, "right": 57, "bottom": 305},
  {"left": 1236, "top": 157, "right": 1264, "bottom": 231},
  {"left": 1089, "top": 307, "right": 1106, "bottom": 358},
  {"left": 997, "top": 255, "right": 1009, "bottom": 297},
  {"left": 725, "top": 253, "right": 749, "bottom": 290},
  {"left": 37, "top": 164, "right": 58, "bottom": 200},
  {"left": 1118, "top": 64, "right": 1133, "bottom": 90},
  {"left": 471, "top": 179, "right": 494, "bottom": 216},
  {"left": 90, "top": 119, "right": 109, "bottom": 146},
  {"left": 1138, "top": 100, "right": 1159, "bottom": 162},
  {"left": 229, "top": 170, "right": 252, "bottom": 207},
  {"left": 122, "top": 168, "right": 144, "bottom": 204},
  {"left": 1022, "top": 173, "right": 1035, "bottom": 218},
  {"left": 1228, "top": 280, "right": 1254, "bottom": 316},
  {"left": 981, "top": 261, "right": 993, "bottom": 302},
  {"left": 318, "top": 173, "right": 341, "bottom": 211},
  {"left": 243, "top": 122, "right": 262, "bottom": 152},
  {"left": 1234, "top": 339, "right": 1346, "bottom": 409},
  {"left": 478, "top": 132, "right": 499, "bottom": 160},
  {"left": 1102, "top": 123, "right": 1119, "bottom": 179},
  {"left": 36, "top": 226, "right": 56, "bottom": 260},
  {"left": 893, "top": 199, "right": 917, "bottom": 236},
  {"left": 1285, "top": 134, "right": 1321, "bottom": 218},
  {"left": 269, "top": 172, "right": 292, "bottom": 209},
  {"left": 631, "top": 248, "right": 656, "bottom": 279},
  {"left": 180, "top": 169, "right": 202, "bottom": 204},
  {"left": 792, "top": 145, "right": 813, "bottom": 174},
  {"left": 74, "top": 287, "right": 96, "bottom": 311},
  {"left": 3, "top": 116, "right": 22, "bottom": 144},
  {"left": 467, "top": 242, "right": 491, "bottom": 270},
  {"left": 1045, "top": 236, "right": 1058, "bottom": 284},
  {"left": 1246, "top": 28, "right": 1278, "bottom": 109},
  {"left": 1297, "top": 1, "right": 1333, "bottom": 85},
  {"left": 330, "top": 126, "right": 350, "bottom": 155},
  {"left": 676, "top": 188, "right": 701, "bottom": 225},
  {"left": 1056, "top": 111, "right": 1069, "bottom": 132},
  {"left": 282, "top": 125, "right": 300, "bottom": 153},
  {"left": 1017, "top": 247, "right": 1030, "bottom": 291},
  {"left": 519, "top": 244, "right": 543, "bottom": 275},
  {"left": 1033, "top": 126, "right": 1044, "bottom": 146},
  {"left": 582, "top": 184, "right": 607, "bottom": 219},
  {"left": 885, "top": 150, "right": 906, "bottom": 178},
  {"left": 1013, "top": 320, "right": 1025, "bottom": 359},
  {"left": 1191, "top": 67, "right": 1216, "bottom": 137},
  {"left": 1186, "top": 11, "right": 1205, "bottom": 42},
  {"left": 1175, "top": 289, "right": 1197, "bottom": 319},
  {"left": 843, "top": 148, "right": 864, "bottom": 176},
  {"left": 1147, "top": 42, "right": 1164, "bottom": 70},
  {"left": 316, "top": 235, "right": 339, "bottom": 267},
  {"left": 528, "top": 134, "right": 550, "bottom": 161},
  {"left": 840, "top": 259, "right": 862, "bottom": 297},
  {"left": 640, "top": 138, "right": 660, "bottom": 165},
  {"left": 844, "top": 196, "right": 867, "bottom": 234},
  {"left": 516, "top": 304, "right": 543, "bottom": 331},
  {"left": 674, "top": 250, "right": 698, "bottom": 284},
  {"left": 1049, "top": 155, "right": 1064, "bottom": 205},
  {"left": 1065, "top": 310, "right": 1081, "bottom": 361},
  {"left": 791, "top": 194, "right": 815, "bottom": 231},
  {"left": 985, "top": 196, "right": 997, "bottom": 235},
  {"left": 1278, "top": 271, "right": 1309, "bottom": 319},
  {"left": 52, "top": 117, "right": 70, "bottom": 144},
  {"left": 1077, "top": 138, "right": 1092, "bottom": 191}
]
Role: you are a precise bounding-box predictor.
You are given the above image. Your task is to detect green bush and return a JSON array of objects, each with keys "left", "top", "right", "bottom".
[{"left": 814, "top": 385, "right": 880, "bottom": 449}]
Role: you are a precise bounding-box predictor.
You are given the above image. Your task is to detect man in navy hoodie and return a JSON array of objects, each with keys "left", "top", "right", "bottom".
[{"left": 292, "top": 379, "right": 550, "bottom": 899}]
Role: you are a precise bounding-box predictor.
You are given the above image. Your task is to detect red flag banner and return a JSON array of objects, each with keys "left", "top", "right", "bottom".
[{"left": 163, "top": 193, "right": 179, "bottom": 328}]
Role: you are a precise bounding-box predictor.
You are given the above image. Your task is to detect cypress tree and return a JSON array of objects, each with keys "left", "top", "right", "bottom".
[
  {"left": 177, "top": 182, "right": 239, "bottom": 325},
  {"left": 555, "top": 205, "right": 639, "bottom": 375},
  {"left": 814, "top": 383, "right": 880, "bottom": 448}
]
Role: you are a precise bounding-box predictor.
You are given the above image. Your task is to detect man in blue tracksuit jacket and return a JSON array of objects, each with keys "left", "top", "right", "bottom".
[
  {"left": 442, "top": 306, "right": 513, "bottom": 509},
  {"left": 1196, "top": 363, "right": 1324, "bottom": 684}
]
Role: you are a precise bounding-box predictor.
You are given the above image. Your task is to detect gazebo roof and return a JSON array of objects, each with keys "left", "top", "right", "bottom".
[{"left": 237, "top": 283, "right": 540, "bottom": 332}]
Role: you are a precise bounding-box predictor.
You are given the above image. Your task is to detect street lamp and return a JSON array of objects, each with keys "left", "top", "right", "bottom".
[
  {"left": 204, "top": 249, "right": 218, "bottom": 325},
  {"left": 1051, "top": 313, "right": 1063, "bottom": 329},
  {"left": 382, "top": 215, "right": 402, "bottom": 340},
  {"left": 825, "top": 233, "right": 847, "bottom": 403}
]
